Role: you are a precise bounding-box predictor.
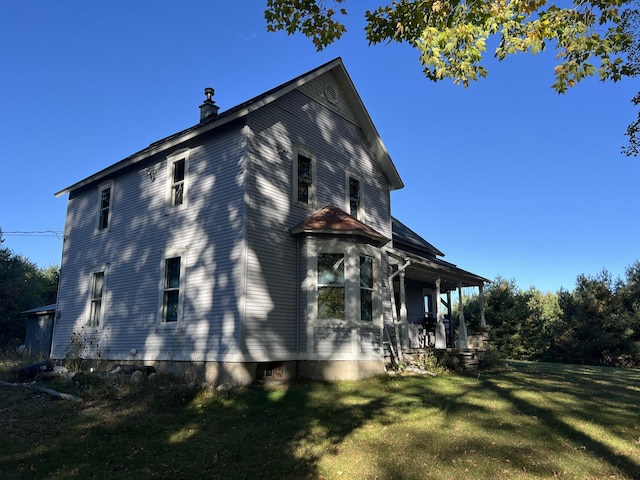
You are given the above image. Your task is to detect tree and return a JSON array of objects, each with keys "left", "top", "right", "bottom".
[
  {"left": 265, "top": 0, "right": 635, "bottom": 92},
  {"left": 463, "top": 276, "right": 536, "bottom": 359},
  {"left": 0, "top": 230, "right": 59, "bottom": 346},
  {"left": 550, "top": 269, "right": 640, "bottom": 366},
  {"left": 621, "top": 9, "right": 640, "bottom": 155},
  {"left": 266, "top": 1, "right": 640, "bottom": 154},
  {"left": 521, "top": 287, "right": 562, "bottom": 359}
]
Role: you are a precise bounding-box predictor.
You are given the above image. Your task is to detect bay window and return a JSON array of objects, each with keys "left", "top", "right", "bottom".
[
  {"left": 317, "top": 253, "right": 345, "bottom": 319},
  {"left": 359, "top": 256, "right": 374, "bottom": 322}
]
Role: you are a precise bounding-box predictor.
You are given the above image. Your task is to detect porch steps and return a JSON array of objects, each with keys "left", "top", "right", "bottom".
[{"left": 453, "top": 349, "right": 481, "bottom": 369}]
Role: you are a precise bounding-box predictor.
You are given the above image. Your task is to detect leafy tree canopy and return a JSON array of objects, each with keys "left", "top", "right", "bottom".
[
  {"left": 621, "top": 8, "right": 640, "bottom": 154},
  {"left": 0, "top": 230, "right": 59, "bottom": 346},
  {"left": 265, "top": 0, "right": 636, "bottom": 92}
]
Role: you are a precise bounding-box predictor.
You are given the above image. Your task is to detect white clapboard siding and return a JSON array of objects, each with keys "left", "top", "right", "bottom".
[
  {"left": 52, "top": 126, "right": 249, "bottom": 361},
  {"left": 241, "top": 76, "right": 393, "bottom": 360}
]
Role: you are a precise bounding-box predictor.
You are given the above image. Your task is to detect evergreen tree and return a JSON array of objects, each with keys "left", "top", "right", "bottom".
[{"left": 549, "top": 270, "right": 639, "bottom": 366}]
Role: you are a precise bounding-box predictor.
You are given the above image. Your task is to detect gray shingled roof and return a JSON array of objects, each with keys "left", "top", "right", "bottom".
[
  {"left": 55, "top": 58, "right": 403, "bottom": 197},
  {"left": 392, "top": 217, "right": 444, "bottom": 258}
]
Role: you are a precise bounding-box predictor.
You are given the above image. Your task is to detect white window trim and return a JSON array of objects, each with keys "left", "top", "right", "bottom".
[
  {"left": 165, "top": 148, "right": 191, "bottom": 213},
  {"left": 95, "top": 180, "right": 115, "bottom": 234},
  {"left": 157, "top": 247, "right": 187, "bottom": 327},
  {"left": 317, "top": 252, "right": 347, "bottom": 322},
  {"left": 292, "top": 145, "right": 316, "bottom": 207},
  {"left": 308, "top": 239, "right": 382, "bottom": 327},
  {"left": 86, "top": 264, "right": 109, "bottom": 330},
  {"left": 345, "top": 171, "right": 365, "bottom": 221}
]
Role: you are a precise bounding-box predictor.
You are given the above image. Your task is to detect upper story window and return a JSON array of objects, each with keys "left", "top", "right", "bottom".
[
  {"left": 347, "top": 174, "right": 363, "bottom": 220},
  {"left": 166, "top": 149, "right": 190, "bottom": 211},
  {"left": 96, "top": 181, "right": 114, "bottom": 232},
  {"left": 171, "top": 159, "right": 185, "bottom": 206},
  {"left": 317, "top": 253, "right": 345, "bottom": 320},
  {"left": 293, "top": 147, "right": 315, "bottom": 206},
  {"left": 88, "top": 270, "right": 105, "bottom": 327}
]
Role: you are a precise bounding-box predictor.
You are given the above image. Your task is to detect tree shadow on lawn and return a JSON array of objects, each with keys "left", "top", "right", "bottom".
[
  {"left": 163, "top": 380, "right": 393, "bottom": 479},
  {"left": 478, "top": 364, "right": 640, "bottom": 479},
  {"left": 3, "top": 366, "right": 640, "bottom": 479},
  {"left": 1, "top": 378, "right": 392, "bottom": 479},
  {"left": 496, "top": 361, "right": 640, "bottom": 430}
]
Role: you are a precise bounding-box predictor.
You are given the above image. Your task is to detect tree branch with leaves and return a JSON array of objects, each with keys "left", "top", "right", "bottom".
[{"left": 266, "top": 0, "right": 640, "bottom": 151}]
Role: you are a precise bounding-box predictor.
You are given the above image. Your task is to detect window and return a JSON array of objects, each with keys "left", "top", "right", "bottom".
[
  {"left": 346, "top": 174, "right": 364, "bottom": 220},
  {"left": 98, "top": 187, "right": 111, "bottom": 229},
  {"left": 349, "top": 177, "right": 360, "bottom": 217},
  {"left": 96, "top": 181, "right": 114, "bottom": 232},
  {"left": 88, "top": 271, "right": 105, "bottom": 327},
  {"left": 171, "top": 159, "right": 185, "bottom": 206},
  {"left": 293, "top": 147, "right": 315, "bottom": 206},
  {"left": 359, "top": 256, "right": 374, "bottom": 322},
  {"left": 309, "top": 242, "right": 381, "bottom": 326},
  {"left": 317, "top": 253, "right": 345, "bottom": 319},
  {"left": 166, "top": 149, "right": 190, "bottom": 210},
  {"left": 162, "top": 257, "right": 181, "bottom": 323},
  {"left": 297, "top": 154, "right": 312, "bottom": 204}
]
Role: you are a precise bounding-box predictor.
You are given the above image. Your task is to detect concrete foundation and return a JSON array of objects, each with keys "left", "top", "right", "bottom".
[{"left": 69, "top": 358, "right": 386, "bottom": 385}]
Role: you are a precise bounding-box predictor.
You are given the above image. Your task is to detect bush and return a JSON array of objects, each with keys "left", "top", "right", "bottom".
[{"left": 479, "top": 346, "right": 505, "bottom": 370}]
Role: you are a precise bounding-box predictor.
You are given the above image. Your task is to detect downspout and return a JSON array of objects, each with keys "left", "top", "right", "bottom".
[{"left": 296, "top": 235, "right": 300, "bottom": 354}]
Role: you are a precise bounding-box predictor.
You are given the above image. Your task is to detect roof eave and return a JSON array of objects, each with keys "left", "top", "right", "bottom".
[
  {"left": 54, "top": 112, "right": 245, "bottom": 197},
  {"left": 55, "top": 58, "right": 404, "bottom": 197},
  {"left": 291, "top": 227, "right": 390, "bottom": 244}
]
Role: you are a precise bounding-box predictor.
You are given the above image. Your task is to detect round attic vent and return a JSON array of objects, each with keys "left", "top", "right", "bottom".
[{"left": 324, "top": 83, "right": 338, "bottom": 104}]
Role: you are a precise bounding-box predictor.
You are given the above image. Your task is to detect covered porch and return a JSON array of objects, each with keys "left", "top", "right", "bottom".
[{"left": 385, "top": 247, "right": 490, "bottom": 363}]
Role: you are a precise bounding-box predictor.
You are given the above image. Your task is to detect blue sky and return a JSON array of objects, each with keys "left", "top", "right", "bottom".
[{"left": 1, "top": 1, "right": 638, "bottom": 293}]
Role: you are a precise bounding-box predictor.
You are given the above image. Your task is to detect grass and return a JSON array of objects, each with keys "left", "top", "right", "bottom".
[{"left": 0, "top": 360, "right": 639, "bottom": 479}]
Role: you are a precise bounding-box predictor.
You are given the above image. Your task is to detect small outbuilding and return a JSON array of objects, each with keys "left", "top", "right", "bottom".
[{"left": 21, "top": 304, "right": 56, "bottom": 358}]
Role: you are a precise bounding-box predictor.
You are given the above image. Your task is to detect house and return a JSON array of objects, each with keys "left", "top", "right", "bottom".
[{"left": 51, "top": 58, "right": 489, "bottom": 384}]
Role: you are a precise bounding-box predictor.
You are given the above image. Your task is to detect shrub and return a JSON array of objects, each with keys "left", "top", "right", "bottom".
[{"left": 479, "top": 346, "right": 505, "bottom": 370}]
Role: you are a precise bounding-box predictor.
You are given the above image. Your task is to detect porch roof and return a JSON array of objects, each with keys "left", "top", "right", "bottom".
[
  {"left": 386, "top": 247, "right": 490, "bottom": 291},
  {"left": 392, "top": 217, "right": 444, "bottom": 258}
]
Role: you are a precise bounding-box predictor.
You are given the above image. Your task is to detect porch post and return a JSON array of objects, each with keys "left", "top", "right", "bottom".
[
  {"left": 447, "top": 291, "right": 452, "bottom": 347},
  {"left": 399, "top": 270, "right": 407, "bottom": 324},
  {"left": 457, "top": 281, "right": 469, "bottom": 349},
  {"left": 479, "top": 283, "right": 487, "bottom": 329},
  {"left": 435, "top": 278, "right": 446, "bottom": 349},
  {"left": 396, "top": 270, "right": 406, "bottom": 361}
]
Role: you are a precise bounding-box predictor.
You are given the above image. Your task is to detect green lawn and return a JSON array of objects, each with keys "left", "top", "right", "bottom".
[{"left": 1, "top": 361, "right": 639, "bottom": 479}]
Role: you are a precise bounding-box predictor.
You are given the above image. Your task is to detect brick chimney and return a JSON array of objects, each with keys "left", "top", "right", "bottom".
[{"left": 199, "top": 87, "right": 219, "bottom": 123}]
